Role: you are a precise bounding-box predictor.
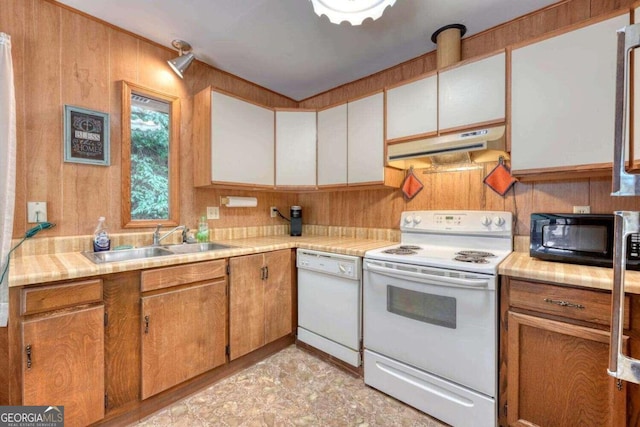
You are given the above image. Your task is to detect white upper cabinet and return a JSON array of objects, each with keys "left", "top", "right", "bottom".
[
  {"left": 275, "top": 110, "right": 317, "bottom": 187},
  {"left": 348, "top": 92, "right": 385, "bottom": 184},
  {"left": 511, "top": 14, "right": 628, "bottom": 174},
  {"left": 210, "top": 91, "right": 274, "bottom": 186},
  {"left": 438, "top": 52, "right": 506, "bottom": 131},
  {"left": 386, "top": 74, "right": 438, "bottom": 141},
  {"left": 317, "top": 103, "right": 348, "bottom": 186}
]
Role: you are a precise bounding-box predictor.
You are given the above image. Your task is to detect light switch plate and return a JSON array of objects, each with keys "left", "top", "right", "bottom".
[
  {"left": 207, "top": 206, "right": 219, "bottom": 220},
  {"left": 27, "top": 202, "right": 48, "bottom": 223},
  {"left": 573, "top": 205, "right": 591, "bottom": 214}
]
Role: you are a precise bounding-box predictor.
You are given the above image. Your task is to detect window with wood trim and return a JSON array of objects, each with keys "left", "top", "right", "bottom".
[{"left": 121, "top": 81, "right": 180, "bottom": 228}]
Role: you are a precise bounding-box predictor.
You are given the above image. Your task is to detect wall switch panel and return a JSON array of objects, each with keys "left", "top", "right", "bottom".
[
  {"left": 27, "top": 202, "right": 48, "bottom": 223},
  {"left": 573, "top": 205, "right": 591, "bottom": 214},
  {"left": 207, "top": 206, "right": 220, "bottom": 220},
  {"left": 270, "top": 206, "right": 277, "bottom": 218}
]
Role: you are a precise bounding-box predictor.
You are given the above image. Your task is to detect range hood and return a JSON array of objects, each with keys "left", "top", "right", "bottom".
[{"left": 387, "top": 125, "right": 508, "bottom": 169}]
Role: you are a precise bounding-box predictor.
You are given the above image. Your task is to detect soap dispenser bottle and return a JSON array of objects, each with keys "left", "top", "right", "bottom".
[
  {"left": 197, "top": 216, "right": 209, "bottom": 243},
  {"left": 93, "top": 216, "right": 111, "bottom": 252}
]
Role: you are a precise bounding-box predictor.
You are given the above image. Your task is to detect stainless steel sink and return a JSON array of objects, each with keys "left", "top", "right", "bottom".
[
  {"left": 82, "top": 242, "right": 235, "bottom": 263},
  {"left": 83, "top": 246, "right": 174, "bottom": 264},
  {"left": 161, "top": 242, "right": 235, "bottom": 254}
]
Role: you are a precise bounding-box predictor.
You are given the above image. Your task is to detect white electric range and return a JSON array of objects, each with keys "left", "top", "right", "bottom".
[{"left": 363, "top": 210, "right": 513, "bottom": 427}]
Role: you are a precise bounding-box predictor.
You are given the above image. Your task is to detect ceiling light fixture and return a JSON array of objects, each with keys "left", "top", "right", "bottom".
[
  {"left": 309, "top": 0, "right": 397, "bottom": 25},
  {"left": 167, "top": 39, "right": 195, "bottom": 78}
]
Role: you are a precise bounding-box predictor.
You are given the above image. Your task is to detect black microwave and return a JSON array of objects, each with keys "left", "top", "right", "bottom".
[{"left": 530, "top": 213, "right": 640, "bottom": 270}]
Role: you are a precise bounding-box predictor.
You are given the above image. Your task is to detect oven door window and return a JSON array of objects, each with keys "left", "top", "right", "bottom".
[{"left": 387, "top": 285, "right": 456, "bottom": 329}]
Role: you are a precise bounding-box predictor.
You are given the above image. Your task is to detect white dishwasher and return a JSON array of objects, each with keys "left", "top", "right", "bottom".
[{"left": 297, "top": 249, "right": 362, "bottom": 367}]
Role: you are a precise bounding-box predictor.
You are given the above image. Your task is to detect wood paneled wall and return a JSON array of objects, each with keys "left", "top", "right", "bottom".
[
  {"left": 4, "top": 0, "right": 640, "bottom": 239},
  {"left": 2, "top": 0, "right": 297, "bottom": 237}
]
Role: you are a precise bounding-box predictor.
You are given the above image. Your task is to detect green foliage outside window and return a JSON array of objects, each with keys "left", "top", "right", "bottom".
[{"left": 130, "top": 106, "right": 169, "bottom": 220}]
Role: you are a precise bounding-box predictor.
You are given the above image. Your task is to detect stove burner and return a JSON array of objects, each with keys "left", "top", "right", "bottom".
[
  {"left": 456, "top": 250, "right": 496, "bottom": 258},
  {"left": 399, "top": 245, "right": 421, "bottom": 250},
  {"left": 382, "top": 247, "right": 418, "bottom": 255},
  {"left": 454, "top": 255, "right": 490, "bottom": 264}
]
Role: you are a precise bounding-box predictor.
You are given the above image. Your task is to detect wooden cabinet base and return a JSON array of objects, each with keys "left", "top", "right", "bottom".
[{"left": 94, "top": 334, "right": 295, "bottom": 426}]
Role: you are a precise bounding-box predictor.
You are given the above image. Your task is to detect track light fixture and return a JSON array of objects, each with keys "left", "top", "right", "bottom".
[{"left": 167, "top": 39, "right": 195, "bottom": 78}]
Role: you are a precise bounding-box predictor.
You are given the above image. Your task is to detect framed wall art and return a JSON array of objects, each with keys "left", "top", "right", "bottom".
[{"left": 63, "top": 105, "right": 110, "bottom": 166}]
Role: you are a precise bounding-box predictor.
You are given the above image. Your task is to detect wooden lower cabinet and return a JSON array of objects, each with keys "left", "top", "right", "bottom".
[
  {"left": 229, "top": 249, "right": 293, "bottom": 360},
  {"left": 502, "top": 278, "right": 628, "bottom": 427},
  {"left": 140, "top": 261, "right": 227, "bottom": 399},
  {"left": 22, "top": 304, "right": 105, "bottom": 427},
  {"left": 5, "top": 251, "right": 296, "bottom": 425}
]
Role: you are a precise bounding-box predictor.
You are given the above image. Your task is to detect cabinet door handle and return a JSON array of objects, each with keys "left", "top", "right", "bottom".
[
  {"left": 543, "top": 298, "right": 585, "bottom": 309},
  {"left": 260, "top": 266, "right": 264, "bottom": 280},
  {"left": 264, "top": 266, "right": 269, "bottom": 280},
  {"left": 25, "top": 344, "right": 32, "bottom": 369},
  {"left": 144, "top": 315, "right": 150, "bottom": 334}
]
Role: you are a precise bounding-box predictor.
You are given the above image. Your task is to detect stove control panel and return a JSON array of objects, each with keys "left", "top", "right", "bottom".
[
  {"left": 401, "top": 210, "right": 512, "bottom": 235},
  {"left": 436, "top": 214, "right": 464, "bottom": 226}
]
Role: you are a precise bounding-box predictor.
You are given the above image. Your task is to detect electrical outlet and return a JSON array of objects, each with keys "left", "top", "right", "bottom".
[
  {"left": 27, "top": 202, "right": 47, "bottom": 223},
  {"left": 270, "top": 206, "right": 277, "bottom": 218},
  {"left": 573, "top": 205, "right": 591, "bottom": 214},
  {"left": 207, "top": 206, "right": 220, "bottom": 220}
]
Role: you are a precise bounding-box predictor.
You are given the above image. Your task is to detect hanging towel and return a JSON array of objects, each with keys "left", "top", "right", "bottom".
[
  {"left": 401, "top": 167, "right": 423, "bottom": 200},
  {"left": 483, "top": 157, "right": 516, "bottom": 196}
]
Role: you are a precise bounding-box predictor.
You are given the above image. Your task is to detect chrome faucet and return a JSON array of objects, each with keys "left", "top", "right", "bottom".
[{"left": 153, "top": 224, "right": 187, "bottom": 246}]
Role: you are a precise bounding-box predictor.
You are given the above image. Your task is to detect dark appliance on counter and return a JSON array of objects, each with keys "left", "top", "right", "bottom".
[
  {"left": 530, "top": 213, "right": 640, "bottom": 270},
  {"left": 290, "top": 206, "right": 302, "bottom": 236}
]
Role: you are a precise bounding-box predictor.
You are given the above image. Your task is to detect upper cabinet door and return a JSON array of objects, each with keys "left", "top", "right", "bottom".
[
  {"left": 317, "top": 103, "right": 348, "bottom": 186},
  {"left": 211, "top": 91, "right": 274, "bottom": 186},
  {"left": 348, "top": 92, "right": 384, "bottom": 184},
  {"left": 438, "top": 52, "right": 506, "bottom": 132},
  {"left": 511, "top": 14, "right": 628, "bottom": 174},
  {"left": 275, "top": 110, "right": 317, "bottom": 187},
  {"left": 386, "top": 74, "right": 438, "bottom": 141}
]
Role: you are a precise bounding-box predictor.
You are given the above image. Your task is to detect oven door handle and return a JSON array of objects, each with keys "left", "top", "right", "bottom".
[{"left": 365, "top": 262, "right": 490, "bottom": 289}]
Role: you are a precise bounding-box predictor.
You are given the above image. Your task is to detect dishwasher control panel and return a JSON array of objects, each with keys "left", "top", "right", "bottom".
[{"left": 297, "top": 249, "right": 361, "bottom": 280}]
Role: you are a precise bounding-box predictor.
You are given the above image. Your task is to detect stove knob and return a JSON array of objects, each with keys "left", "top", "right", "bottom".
[
  {"left": 413, "top": 216, "right": 422, "bottom": 224},
  {"left": 493, "top": 216, "right": 506, "bottom": 227},
  {"left": 404, "top": 215, "right": 414, "bottom": 224},
  {"left": 481, "top": 216, "right": 492, "bottom": 226}
]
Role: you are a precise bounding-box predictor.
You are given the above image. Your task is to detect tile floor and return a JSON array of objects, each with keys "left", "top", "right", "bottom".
[{"left": 134, "top": 345, "right": 448, "bottom": 427}]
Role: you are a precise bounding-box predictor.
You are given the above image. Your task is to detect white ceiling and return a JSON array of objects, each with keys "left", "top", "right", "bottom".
[{"left": 56, "top": 0, "right": 559, "bottom": 101}]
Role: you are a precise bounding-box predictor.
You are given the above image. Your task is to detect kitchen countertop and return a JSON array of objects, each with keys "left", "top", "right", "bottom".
[
  {"left": 499, "top": 251, "right": 640, "bottom": 294},
  {"left": 11, "top": 233, "right": 640, "bottom": 294},
  {"left": 8, "top": 235, "right": 395, "bottom": 288}
]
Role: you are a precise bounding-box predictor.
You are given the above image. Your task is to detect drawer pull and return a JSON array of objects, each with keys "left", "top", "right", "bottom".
[
  {"left": 25, "top": 344, "right": 32, "bottom": 369},
  {"left": 544, "top": 298, "right": 585, "bottom": 309}
]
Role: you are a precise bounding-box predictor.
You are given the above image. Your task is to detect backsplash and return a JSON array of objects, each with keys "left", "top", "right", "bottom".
[{"left": 10, "top": 225, "right": 398, "bottom": 257}]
